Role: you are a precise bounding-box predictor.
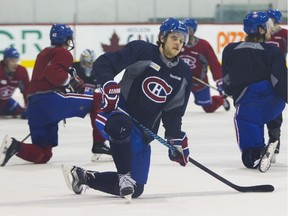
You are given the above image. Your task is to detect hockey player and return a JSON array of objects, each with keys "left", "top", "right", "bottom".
[
  {"left": 0, "top": 24, "right": 94, "bottom": 166},
  {"left": 180, "top": 18, "right": 230, "bottom": 113},
  {"left": 264, "top": 9, "right": 287, "bottom": 162},
  {"left": 0, "top": 47, "right": 29, "bottom": 119},
  {"left": 222, "top": 11, "right": 287, "bottom": 173},
  {"left": 72, "top": 49, "right": 112, "bottom": 161},
  {"left": 62, "top": 18, "right": 192, "bottom": 199}
]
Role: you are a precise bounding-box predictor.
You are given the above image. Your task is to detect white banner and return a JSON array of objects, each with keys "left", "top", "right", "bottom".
[{"left": 0, "top": 24, "right": 247, "bottom": 68}]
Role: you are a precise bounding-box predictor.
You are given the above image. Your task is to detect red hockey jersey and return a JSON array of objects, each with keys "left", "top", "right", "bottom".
[
  {"left": 266, "top": 27, "right": 287, "bottom": 57},
  {"left": 0, "top": 61, "right": 29, "bottom": 109},
  {"left": 27, "top": 46, "right": 73, "bottom": 96},
  {"left": 179, "top": 37, "right": 222, "bottom": 91}
]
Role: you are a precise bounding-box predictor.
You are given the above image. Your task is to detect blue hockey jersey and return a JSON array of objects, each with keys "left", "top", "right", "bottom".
[
  {"left": 93, "top": 40, "right": 192, "bottom": 139},
  {"left": 222, "top": 41, "right": 287, "bottom": 103}
]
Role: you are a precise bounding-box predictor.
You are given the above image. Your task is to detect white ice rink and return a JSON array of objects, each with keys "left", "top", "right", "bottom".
[{"left": 0, "top": 100, "right": 287, "bottom": 216}]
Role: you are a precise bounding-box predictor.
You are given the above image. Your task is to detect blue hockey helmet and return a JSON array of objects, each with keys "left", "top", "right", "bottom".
[
  {"left": 183, "top": 18, "right": 198, "bottom": 32},
  {"left": 159, "top": 18, "right": 189, "bottom": 44},
  {"left": 3, "top": 47, "right": 20, "bottom": 59},
  {"left": 266, "top": 9, "right": 282, "bottom": 23},
  {"left": 243, "top": 11, "right": 269, "bottom": 35},
  {"left": 50, "top": 24, "right": 74, "bottom": 45}
]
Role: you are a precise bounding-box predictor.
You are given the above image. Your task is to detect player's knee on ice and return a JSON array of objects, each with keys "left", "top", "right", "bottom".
[
  {"left": 241, "top": 147, "right": 262, "bottom": 168},
  {"left": 106, "top": 114, "right": 133, "bottom": 143}
]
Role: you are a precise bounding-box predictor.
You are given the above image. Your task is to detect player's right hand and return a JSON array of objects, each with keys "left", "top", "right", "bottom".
[{"left": 101, "top": 80, "right": 121, "bottom": 113}]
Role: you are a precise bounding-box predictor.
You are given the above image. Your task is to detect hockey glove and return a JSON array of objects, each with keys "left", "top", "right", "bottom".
[
  {"left": 216, "top": 79, "right": 225, "bottom": 97},
  {"left": 67, "top": 68, "right": 85, "bottom": 93},
  {"left": 168, "top": 132, "right": 189, "bottom": 167},
  {"left": 95, "top": 80, "right": 121, "bottom": 113}
]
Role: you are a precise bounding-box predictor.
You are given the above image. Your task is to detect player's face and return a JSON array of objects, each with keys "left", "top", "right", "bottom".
[
  {"left": 6, "top": 58, "right": 19, "bottom": 72},
  {"left": 162, "top": 32, "right": 185, "bottom": 58}
]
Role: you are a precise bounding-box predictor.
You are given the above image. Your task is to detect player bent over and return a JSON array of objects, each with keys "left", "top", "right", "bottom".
[
  {"left": 62, "top": 18, "right": 192, "bottom": 199},
  {"left": 0, "top": 24, "right": 96, "bottom": 166},
  {"left": 222, "top": 12, "right": 287, "bottom": 173},
  {"left": 0, "top": 47, "right": 29, "bottom": 119}
]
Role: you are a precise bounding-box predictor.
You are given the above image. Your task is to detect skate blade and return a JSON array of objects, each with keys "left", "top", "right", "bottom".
[
  {"left": 124, "top": 195, "right": 132, "bottom": 204},
  {"left": 61, "top": 165, "right": 74, "bottom": 191},
  {"left": 91, "top": 153, "right": 113, "bottom": 162},
  {"left": 0, "top": 135, "right": 12, "bottom": 166},
  {"left": 259, "top": 141, "right": 278, "bottom": 172}
]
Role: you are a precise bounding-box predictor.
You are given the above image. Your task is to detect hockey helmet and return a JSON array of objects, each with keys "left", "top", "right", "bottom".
[
  {"left": 3, "top": 47, "right": 20, "bottom": 59},
  {"left": 266, "top": 9, "right": 282, "bottom": 24},
  {"left": 183, "top": 18, "right": 198, "bottom": 32},
  {"left": 243, "top": 11, "right": 269, "bottom": 35},
  {"left": 80, "top": 49, "right": 95, "bottom": 67},
  {"left": 50, "top": 24, "right": 74, "bottom": 45},
  {"left": 159, "top": 18, "right": 189, "bottom": 44}
]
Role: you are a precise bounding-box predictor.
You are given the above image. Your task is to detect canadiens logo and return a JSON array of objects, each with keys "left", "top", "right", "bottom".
[
  {"left": 142, "top": 76, "right": 172, "bottom": 103},
  {"left": 180, "top": 54, "right": 196, "bottom": 69},
  {"left": 0, "top": 86, "right": 15, "bottom": 100}
]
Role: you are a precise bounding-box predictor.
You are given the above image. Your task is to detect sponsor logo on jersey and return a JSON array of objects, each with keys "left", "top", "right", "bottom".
[
  {"left": 142, "top": 76, "right": 172, "bottom": 103},
  {"left": 169, "top": 74, "right": 181, "bottom": 81},
  {"left": 149, "top": 62, "right": 161, "bottom": 71}
]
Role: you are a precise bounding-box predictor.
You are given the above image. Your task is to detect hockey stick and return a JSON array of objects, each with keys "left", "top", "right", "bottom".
[
  {"left": 21, "top": 134, "right": 30, "bottom": 142},
  {"left": 118, "top": 108, "right": 274, "bottom": 193},
  {"left": 192, "top": 76, "right": 232, "bottom": 99}
]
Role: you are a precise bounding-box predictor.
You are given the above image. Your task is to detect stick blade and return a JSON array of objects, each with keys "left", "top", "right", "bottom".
[{"left": 236, "top": 184, "right": 274, "bottom": 193}]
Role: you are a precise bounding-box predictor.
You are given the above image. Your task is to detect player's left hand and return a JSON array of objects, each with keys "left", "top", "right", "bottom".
[
  {"left": 168, "top": 132, "right": 189, "bottom": 167},
  {"left": 68, "top": 75, "right": 85, "bottom": 93}
]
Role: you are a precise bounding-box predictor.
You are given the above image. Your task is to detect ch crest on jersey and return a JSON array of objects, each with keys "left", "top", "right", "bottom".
[
  {"left": 180, "top": 54, "right": 196, "bottom": 69},
  {"left": 142, "top": 76, "right": 172, "bottom": 103},
  {"left": 0, "top": 86, "right": 15, "bottom": 100}
]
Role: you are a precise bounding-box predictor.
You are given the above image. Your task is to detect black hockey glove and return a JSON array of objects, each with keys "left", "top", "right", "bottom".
[{"left": 67, "top": 68, "right": 85, "bottom": 93}]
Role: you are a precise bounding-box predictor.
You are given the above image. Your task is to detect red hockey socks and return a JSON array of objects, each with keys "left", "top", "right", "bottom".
[
  {"left": 16, "top": 143, "right": 53, "bottom": 164},
  {"left": 202, "top": 95, "right": 224, "bottom": 113}
]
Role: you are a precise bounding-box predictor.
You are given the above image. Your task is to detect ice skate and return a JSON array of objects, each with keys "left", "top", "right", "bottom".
[
  {"left": 91, "top": 141, "right": 113, "bottom": 162},
  {"left": 118, "top": 172, "right": 136, "bottom": 201},
  {"left": 0, "top": 135, "right": 20, "bottom": 166},
  {"left": 61, "top": 165, "right": 92, "bottom": 194},
  {"left": 259, "top": 141, "right": 279, "bottom": 173}
]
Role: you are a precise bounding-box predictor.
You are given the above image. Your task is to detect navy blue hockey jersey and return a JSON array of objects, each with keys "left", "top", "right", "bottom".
[
  {"left": 93, "top": 40, "right": 192, "bottom": 139},
  {"left": 222, "top": 41, "right": 287, "bottom": 103}
]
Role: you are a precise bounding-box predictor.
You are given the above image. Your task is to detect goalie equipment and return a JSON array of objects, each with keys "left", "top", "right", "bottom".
[{"left": 0, "top": 135, "right": 20, "bottom": 166}]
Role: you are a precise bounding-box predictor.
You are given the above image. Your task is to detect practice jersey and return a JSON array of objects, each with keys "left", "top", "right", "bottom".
[
  {"left": 72, "top": 61, "right": 96, "bottom": 93},
  {"left": 179, "top": 37, "right": 222, "bottom": 91},
  {"left": 222, "top": 41, "right": 287, "bottom": 102},
  {"left": 27, "top": 46, "right": 73, "bottom": 96},
  {"left": 0, "top": 61, "right": 29, "bottom": 109},
  {"left": 93, "top": 40, "right": 192, "bottom": 139},
  {"left": 266, "top": 27, "right": 287, "bottom": 57}
]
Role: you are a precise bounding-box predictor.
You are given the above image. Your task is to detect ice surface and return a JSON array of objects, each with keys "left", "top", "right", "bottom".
[{"left": 0, "top": 101, "right": 287, "bottom": 216}]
